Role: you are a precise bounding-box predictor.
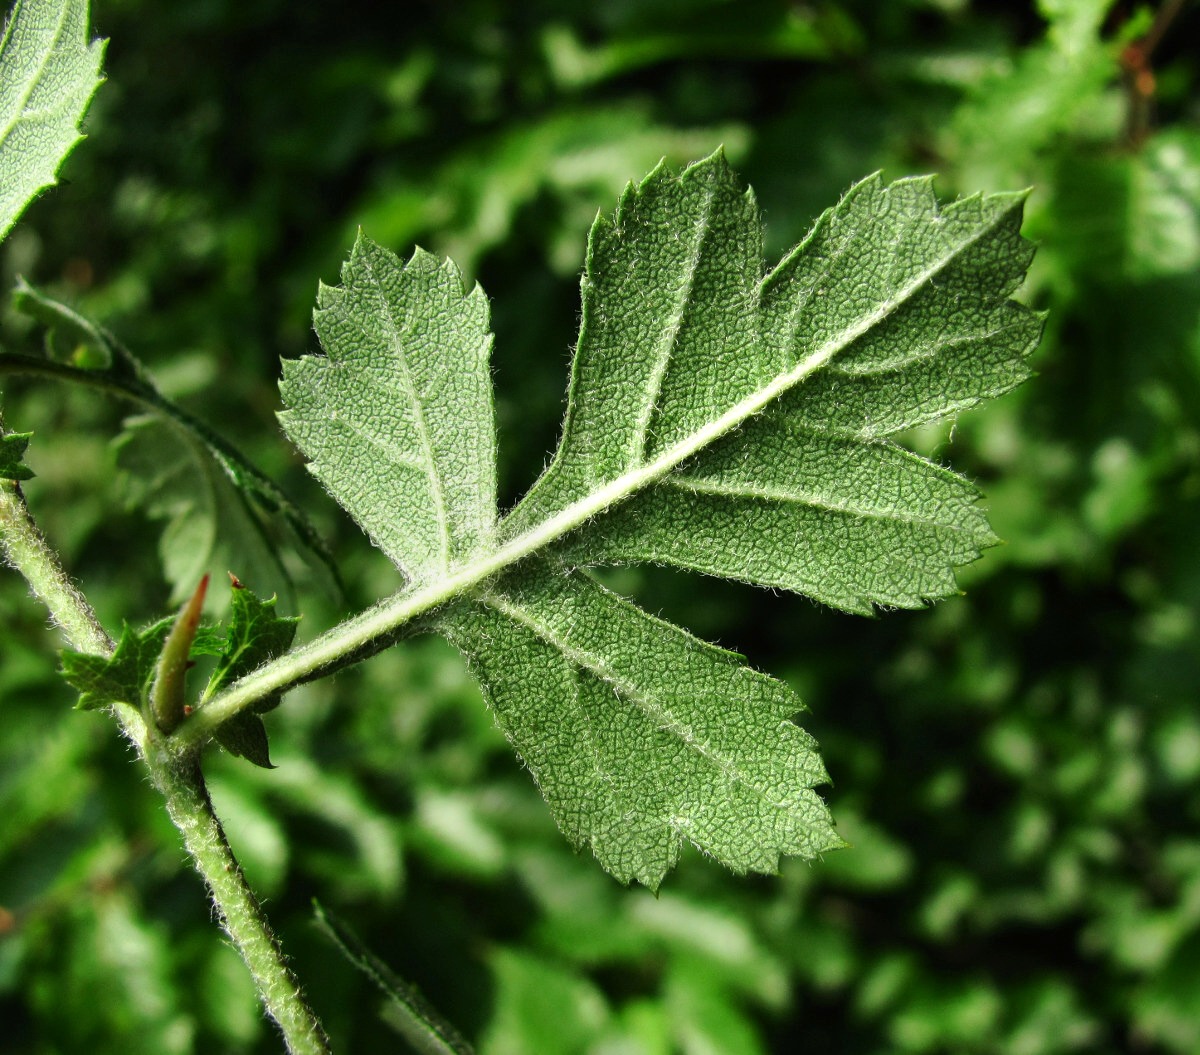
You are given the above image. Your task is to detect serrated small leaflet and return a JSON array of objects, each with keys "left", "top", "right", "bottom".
[
  {"left": 276, "top": 151, "right": 1041, "bottom": 887},
  {"left": 61, "top": 617, "right": 222, "bottom": 714},
  {"left": 0, "top": 428, "right": 33, "bottom": 480},
  {"left": 200, "top": 574, "right": 299, "bottom": 768}
]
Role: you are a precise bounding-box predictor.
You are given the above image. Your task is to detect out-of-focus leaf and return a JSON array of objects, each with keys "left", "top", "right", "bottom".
[
  {"left": 349, "top": 104, "right": 750, "bottom": 274},
  {"left": 24, "top": 893, "right": 192, "bottom": 1055},
  {"left": 1132, "top": 932, "right": 1200, "bottom": 1053},
  {"left": 114, "top": 415, "right": 297, "bottom": 611},
  {"left": 313, "top": 900, "right": 475, "bottom": 1055},
  {"left": 479, "top": 948, "right": 609, "bottom": 1055},
  {"left": 220, "top": 752, "right": 403, "bottom": 899},
  {"left": 203, "top": 775, "right": 289, "bottom": 895},
  {"left": 1053, "top": 129, "right": 1200, "bottom": 283},
  {"left": 665, "top": 960, "right": 766, "bottom": 1055},
  {"left": 196, "top": 940, "right": 265, "bottom": 1049},
  {"left": 944, "top": 2, "right": 1119, "bottom": 188},
  {"left": 3, "top": 281, "right": 341, "bottom": 606}
]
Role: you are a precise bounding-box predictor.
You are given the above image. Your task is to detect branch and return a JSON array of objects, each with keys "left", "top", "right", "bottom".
[
  {"left": 0, "top": 415, "right": 330, "bottom": 1052},
  {"left": 153, "top": 748, "right": 331, "bottom": 1055}
]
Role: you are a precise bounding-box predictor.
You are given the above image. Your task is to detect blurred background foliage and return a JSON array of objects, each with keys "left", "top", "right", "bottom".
[{"left": 1, "top": 0, "right": 1198, "bottom": 1051}]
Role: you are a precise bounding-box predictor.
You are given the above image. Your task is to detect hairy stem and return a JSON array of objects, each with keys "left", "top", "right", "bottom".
[
  {"left": 154, "top": 747, "right": 331, "bottom": 1055},
  {"left": 0, "top": 476, "right": 113, "bottom": 658},
  {"left": 0, "top": 432, "right": 329, "bottom": 1053}
]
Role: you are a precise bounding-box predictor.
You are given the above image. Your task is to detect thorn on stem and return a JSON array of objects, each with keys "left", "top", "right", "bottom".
[{"left": 150, "top": 575, "right": 209, "bottom": 734}]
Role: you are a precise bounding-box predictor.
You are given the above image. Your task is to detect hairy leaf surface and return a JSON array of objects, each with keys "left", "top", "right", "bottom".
[
  {"left": 279, "top": 153, "right": 1040, "bottom": 887},
  {"left": 439, "top": 563, "right": 841, "bottom": 887},
  {"left": 279, "top": 238, "right": 496, "bottom": 585},
  {"left": 0, "top": 0, "right": 104, "bottom": 241}
]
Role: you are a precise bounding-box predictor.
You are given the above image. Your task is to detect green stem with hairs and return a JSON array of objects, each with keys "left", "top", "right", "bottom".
[{"left": 0, "top": 416, "right": 329, "bottom": 1054}]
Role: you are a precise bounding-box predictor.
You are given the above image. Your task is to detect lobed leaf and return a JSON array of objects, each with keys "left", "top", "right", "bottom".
[
  {"left": 280, "top": 153, "right": 1040, "bottom": 885},
  {"left": 201, "top": 576, "right": 299, "bottom": 768},
  {"left": 437, "top": 563, "right": 842, "bottom": 890},
  {"left": 510, "top": 154, "right": 1039, "bottom": 615},
  {"left": 279, "top": 235, "right": 496, "bottom": 586}
]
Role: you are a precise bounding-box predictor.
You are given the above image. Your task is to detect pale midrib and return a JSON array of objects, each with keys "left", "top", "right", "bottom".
[
  {"left": 0, "top": 0, "right": 72, "bottom": 150},
  {"left": 180, "top": 210, "right": 1010, "bottom": 747},
  {"left": 478, "top": 589, "right": 791, "bottom": 813},
  {"left": 360, "top": 252, "right": 451, "bottom": 576},
  {"left": 628, "top": 181, "right": 716, "bottom": 466}
]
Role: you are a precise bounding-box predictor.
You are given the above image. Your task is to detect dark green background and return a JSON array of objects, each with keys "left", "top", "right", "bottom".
[{"left": 2, "top": 0, "right": 1199, "bottom": 1051}]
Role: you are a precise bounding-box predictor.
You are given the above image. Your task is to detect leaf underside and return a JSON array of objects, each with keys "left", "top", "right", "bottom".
[
  {"left": 280, "top": 151, "right": 1041, "bottom": 888},
  {"left": 0, "top": 0, "right": 105, "bottom": 242}
]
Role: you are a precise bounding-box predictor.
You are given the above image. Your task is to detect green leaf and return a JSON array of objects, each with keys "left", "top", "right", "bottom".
[
  {"left": 3, "top": 281, "right": 341, "bottom": 605},
  {"left": 201, "top": 575, "right": 299, "bottom": 767},
  {"left": 506, "top": 154, "right": 1037, "bottom": 616},
  {"left": 279, "top": 236, "right": 496, "bottom": 586},
  {"left": 61, "top": 617, "right": 222, "bottom": 713},
  {"left": 479, "top": 947, "right": 609, "bottom": 1055},
  {"left": 204, "top": 576, "right": 300, "bottom": 701},
  {"left": 312, "top": 900, "right": 475, "bottom": 1055},
  {"left": 0, "top": 426, "right": 33, "bottom": 480},
  {"left": 0, "top": 0, "right": 105, "bottom": 242},
  {"left": 279, "top": 153, "right": 1039, "bottom": 886},
  {"left": 438, "top": 564, "right": 840, "bottom": 888}
]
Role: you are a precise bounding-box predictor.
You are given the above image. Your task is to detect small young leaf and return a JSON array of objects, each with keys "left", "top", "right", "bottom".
[
  {"left": 61, "top": 617, "right": 222, "bottom": 713},
  {"left": 0, "top": 0, "right": 106, "bottom": 242},
  {"left": 201, "top": 575, "right": 299, "bottom": 768},
  {"left": 0, "top": 427, "right": 33, "bottom": 480},
  {"left": 204, "top": 575, "right": 300, "bottom": 703},
  {"left": 280, "top": 153, "right": 1040, "bottom": 886},
  {"left": 212, "top": 712, "right": 275, "bottom": 770}
]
